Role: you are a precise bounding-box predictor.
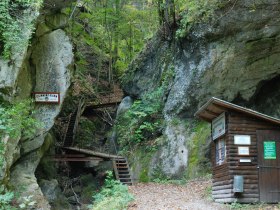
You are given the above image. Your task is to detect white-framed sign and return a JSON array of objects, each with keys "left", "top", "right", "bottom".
[
  {"left": 34, "top": 92, "right": 60, "bottom": 104},
  {"left": 212, "top": 113, "right": 226, "bottom": 140},
  {"left": 234, "top": 135, "right": 251, "bottom": 145},
  {"left": 239, "top": 158, "right": 251, "bottom": 163},
  {"left": 238, "top": 146, "right": 249, "bottom": 155}
]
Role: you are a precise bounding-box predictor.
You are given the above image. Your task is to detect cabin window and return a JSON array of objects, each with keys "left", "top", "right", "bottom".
[{"left": 216, "top": 138, "right": 226, "bottom": 165}]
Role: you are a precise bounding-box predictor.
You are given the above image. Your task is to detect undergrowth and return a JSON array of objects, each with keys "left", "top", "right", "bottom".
[
  {"left": 176, "top": 0, "right": 223, "bottom": 38},
  {"left": 91, "top": 171, "right": 134, "bottom": 210},
  {"left": 0, "top": 100, "right": 40, "bottom": 209},
  {"left": 0, "top": 0, "right": 42, "bottom": 58},
  {"left": 116, "top": 87, "right": 165, "bottom": 154},
  {"left": 0, "top": 100, "right": 40, "bottom": 139}
]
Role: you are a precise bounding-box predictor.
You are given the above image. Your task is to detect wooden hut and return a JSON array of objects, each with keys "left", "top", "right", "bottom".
[{"left": 195, "top": 97, "right": 280, "bottom": 203}]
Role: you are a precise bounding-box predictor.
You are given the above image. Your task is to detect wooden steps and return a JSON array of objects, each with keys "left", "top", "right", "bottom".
[
  {"left": 113, "top": 158, "right": 133, "bottom": 185},
  {"left": 63, "top": 100, "right": 84, "bottom": 147},
  {"left": 63, "top": 110, "right": 78, "bottom": 147}
]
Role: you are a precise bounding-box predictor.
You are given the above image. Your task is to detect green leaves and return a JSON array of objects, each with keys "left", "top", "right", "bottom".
[
  {"left": 0, "top": 185, "right": 15, "bottom": 210},
  {"left": 116, "top": 87, "right": 164, "bottom": 153},
  {"left": 65, "top": 0, "right": 158, "bottom": 79},
  {"left": 92, "top": 171, "right": 134, "bottom": 210},
  {"left": 0, "top": 100, "right": 41, "bottom": 139},
  {"left": 0, "top": 0, "right": 42, "bottom": 58},
  {"left": 176, "top": 0, "right": 222, "bottom": 38}
]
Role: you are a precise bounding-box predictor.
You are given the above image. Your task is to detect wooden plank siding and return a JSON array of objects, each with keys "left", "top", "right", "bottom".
[
  {"left": 211, "top": 131, "right": 231, "bottom": 201},
  {"left": 212, "top": 111, "right": 279, "bottom": 203},
  {"left": 228, "top": 111, "right": 277, "bottom": 203},
  {"left": 196, "top": 97, "right": 280, "bottom": 203}
]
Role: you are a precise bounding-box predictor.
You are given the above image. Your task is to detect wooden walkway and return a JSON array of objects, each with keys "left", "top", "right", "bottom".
[
  {"left": 57, "top": 147, "right": 133, "bottom": 185},
  {"left": 58, "top": 93, "right": 133, "bottom": 185},
  {"left": 62, "top": 147, "right": 122, "bottom": 159}
]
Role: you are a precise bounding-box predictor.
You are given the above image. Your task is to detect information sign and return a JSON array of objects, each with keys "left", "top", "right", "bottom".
[
  {"left": 234, "top": 135, "right": 251, "bottom": 145},
  {"left": 264, "top": 141, "right": 276, "bottom": 159},
  {"left": 34, "top": 92, "right": 60, "bottom": 104},
  {"left": 239, "top": 158, "right": 251, "bottom": 163},
  {"left": 212, "top": 113, "right": 226, "bottom": 140},
  {"left": 238, "top": 146, "right": 249, "bottom": 155}
]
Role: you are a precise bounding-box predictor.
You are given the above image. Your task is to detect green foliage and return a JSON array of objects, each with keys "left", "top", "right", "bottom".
[
  {"left": 176, "top": 0, "right": 222, "bottom": 38},
  {"left": 203, "top": 185, "right": 212, "bottom": 201},
  {"left": 91, "top": 171, "right": 134, "bottom": 210},
  {"left": 0, "top": 100, "right": 40, "bottom": 139},
  {"left": 64, "top": 0, "right": 158, "bottom": 79},
  {"left": 139, "top": 169, "right": 149, "bottom": 182},
  {"left": 227, "top": 201, "right": 251, "bottom": 209},
  {"left": 185, "top": 120, "right": 211, "bottom": 179},
  {"left": 0, "top": 100, "right": 41, "bottom": 168},
  {"left": 116, "top": 87, "right": 164, "bottom": 153},
  {"left": 18, "top": 195, "right": 36, "bottom": 209},
  {"left": 0, "top": 185, "right": 15, "bottom": 210},
  {"left": 0, "top": 0, "right": 42, "bottom": 58}
]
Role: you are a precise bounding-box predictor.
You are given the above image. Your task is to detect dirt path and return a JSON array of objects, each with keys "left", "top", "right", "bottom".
[
  {"left": 128, "top": 179, "right": 228, "bottom": 210},
  {"left": 128, "top": 179, "right": 280, "bottom": 210}
]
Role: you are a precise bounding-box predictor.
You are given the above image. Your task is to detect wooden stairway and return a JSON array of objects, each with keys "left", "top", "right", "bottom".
[
  {"left": 113, "top": 157, "right": 133, "bottom": 185},
  {"left": 63, "top": 100, "right": 84, "bottom": 147}
]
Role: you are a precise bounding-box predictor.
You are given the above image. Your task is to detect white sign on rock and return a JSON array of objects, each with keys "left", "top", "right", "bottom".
[{"left": 34, "top": 92, "right": 60, "bottom": 104}]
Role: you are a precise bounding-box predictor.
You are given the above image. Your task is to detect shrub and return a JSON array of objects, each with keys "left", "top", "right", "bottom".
[
  {"left": 0, "top": 185, "right": 15, "bottom": 210},
  {"left": 176, "top": 0, "right": 223, "bottom": 38},
  {"left": 91, "top": 171, "right": 134, "bottom": 210},
  {"left": 0, "top": 0, "right": 42, "bottom": 58},
  {"left": 0, "top": 100, "right": 41, "bottom": 168},
  {"left": 116, "top": 87, "right": 165, "bottom": 153},
  {"left": 0, "top": 100, "right": 41, "bottom": 139}
]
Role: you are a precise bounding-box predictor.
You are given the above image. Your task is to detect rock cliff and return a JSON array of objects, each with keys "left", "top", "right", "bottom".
[
  {"left": 0, "top": 2, "right": 74, "bottom": 209},
  {"left": 122, "top": 0, "right": 280, "bottom": 179}
]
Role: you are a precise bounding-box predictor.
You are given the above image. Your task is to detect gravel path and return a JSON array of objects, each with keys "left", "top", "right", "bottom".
[{"left": 128, "top": 179, "right": 228, "bottom": 210}]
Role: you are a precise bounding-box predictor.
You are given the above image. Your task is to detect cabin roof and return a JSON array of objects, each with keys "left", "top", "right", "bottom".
[{"left": 195, "top": 97, "right": 280, "bottom": 125}]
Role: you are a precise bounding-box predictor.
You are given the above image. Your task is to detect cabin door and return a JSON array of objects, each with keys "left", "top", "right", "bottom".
[{"left": 257, "top": 130, "right": 280, "bottom": 203}]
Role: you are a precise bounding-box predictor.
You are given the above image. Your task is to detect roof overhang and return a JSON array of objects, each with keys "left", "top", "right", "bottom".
[{"left": 195, "top": 97, "right": 280, "bottom": 125}]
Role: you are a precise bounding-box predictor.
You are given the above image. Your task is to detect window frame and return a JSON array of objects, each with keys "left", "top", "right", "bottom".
[{"left": 215, "top": 137, "right": 226, "bottom": 166}]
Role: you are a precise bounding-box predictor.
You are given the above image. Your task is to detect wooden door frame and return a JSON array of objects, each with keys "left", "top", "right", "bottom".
[{"left": 257, "top": 129, "right": 280, "bottom": 203}]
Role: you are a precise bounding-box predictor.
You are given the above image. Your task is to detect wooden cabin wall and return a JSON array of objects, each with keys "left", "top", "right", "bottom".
[
  {"left": 225, "top": 111, "right": 278, "bottom": 203},
  {"left": 211, "top": 133, "right": 231, "bottom": 202},
  {"left": 212, "top": 111, "right": 279, "bottom": 203}
]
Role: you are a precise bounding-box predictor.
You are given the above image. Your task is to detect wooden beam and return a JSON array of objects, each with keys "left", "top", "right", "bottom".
[{"left": 62, "top": 147, "right": 123, "bottom": 159}]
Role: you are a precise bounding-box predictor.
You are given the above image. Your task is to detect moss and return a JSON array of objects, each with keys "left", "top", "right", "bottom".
[
  {"left": 52, "top": 197, "right": 71, "bottom": 210},
  {"left": 75, "top": 174, "right": 98, "bottom": 203},
  {"left": 185, "top": 121, "right": 211, "bottom": 179},
  {"left": 139, "top": 169, "right": 149, "bottom": 182},
  {"left": 76, "top": 117, "right": 98, "bottom": 148},
  {"left": 129, "top": 147, "right": 156, "bottom": 183},
  {"left": 36, "top": 133, "right": 56, "bottom": 179}
]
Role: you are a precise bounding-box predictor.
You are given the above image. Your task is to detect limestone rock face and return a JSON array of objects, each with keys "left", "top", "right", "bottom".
[
  {"left": 0, "top": 2, "right": 73, "bottom": 209},
  {"left": 123, "top": 1, "right": 280, "bottom": 178},
  {"left": 124, "top": 1, "right": 280, "bottom": 116},
  {"left": 0, "top": 7, "right": 40, "bottom": 101},
  {"left": 32, "top": 29, "right": 72, "bottom": 131},
  {"left": 116, "top": 96, "right": 133, "bottom": 117},
  {"left": 10, "top": 24, "right": 73, "bottom": 210},
  {"left": 154, "top": 123, "right": 189, "bottom": 177}
]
